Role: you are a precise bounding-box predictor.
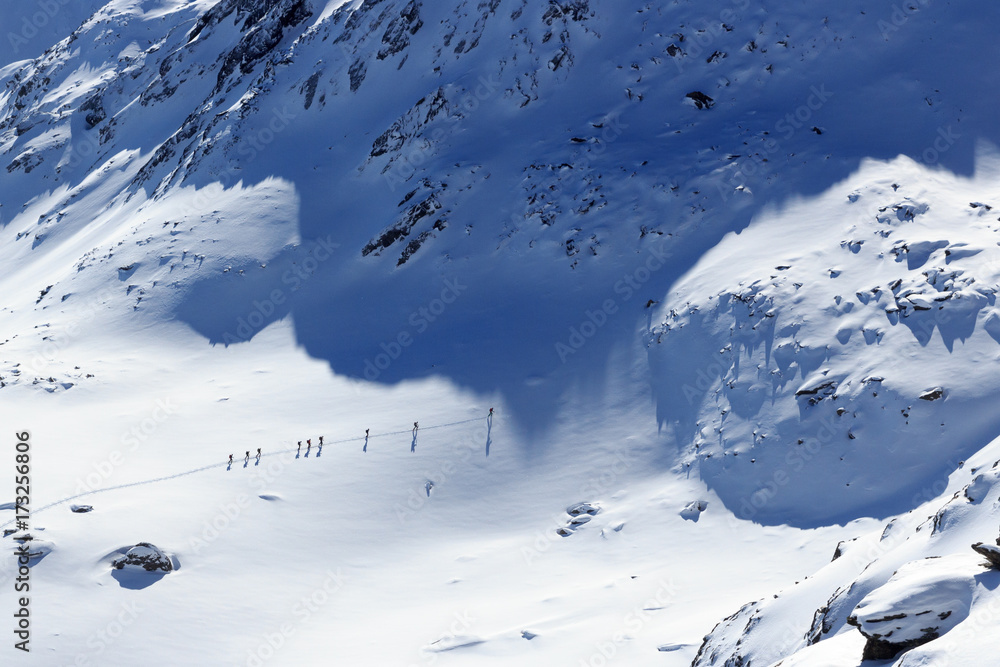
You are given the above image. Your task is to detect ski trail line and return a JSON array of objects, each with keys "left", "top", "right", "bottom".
[{"left": 1, "top": 416, "right": 491, "bottom": 530}]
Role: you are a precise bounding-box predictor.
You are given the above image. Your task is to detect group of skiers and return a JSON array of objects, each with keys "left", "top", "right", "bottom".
[
  {"left": 296, "top": 436, "right": 324, "bottom": 453},
  {"left": 225, "top": 409, "right": 494, "bottom": 465},
  {"left": 229, "top": 448, "right": 264, "bottom": 464}
]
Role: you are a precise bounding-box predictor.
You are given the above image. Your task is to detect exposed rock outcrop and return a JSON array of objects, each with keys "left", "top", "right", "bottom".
[{"left": 112, "top": 543, "right": 173, "bottom": 573}]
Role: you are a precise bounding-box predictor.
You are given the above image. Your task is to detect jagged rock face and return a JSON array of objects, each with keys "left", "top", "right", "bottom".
[
  {"left": 971, "top": 542, "right": 1000, "bottom": 569},
  {"left": 113, "top": 543, "right": 173, "bottom": 573},
  {"left": 0, "top": 0, "right": 606, "bottom": 271},
  {"left": 6, "top": 0, "right": 999, "bottom": 415},
  {"left": 210, "top": 0, "right": 313, "bottom": 92}
]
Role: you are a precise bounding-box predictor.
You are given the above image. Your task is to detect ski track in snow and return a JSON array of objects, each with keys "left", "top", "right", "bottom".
[
  {"left": 0, "top": 416, "right": 489, "bottom": 529},
  {"left": 3, "top": 0, "right": 1000, "bottom": 664}
]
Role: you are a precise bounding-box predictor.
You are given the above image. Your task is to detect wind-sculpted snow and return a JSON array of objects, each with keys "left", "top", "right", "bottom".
[
  {"left": 4, "top": 1, "right": 1000, "bottom": 430},
  {"left": 651, "top": 157, "right": 1000, "bottom": 526},
  {"left": 3, "top": 2, "right": 1000, "bottom": 663},
  {"left": 694, "top": 432, "right": 1000, "bottom": 666}
]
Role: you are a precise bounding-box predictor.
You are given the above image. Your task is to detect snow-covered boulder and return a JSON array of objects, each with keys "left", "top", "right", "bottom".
[
  {"left": 846, "top": 555, "right": 976, "bottom": 660},
  {"left": 963, "top": 470, "right": 998, "bottom": 503},
  {"left": 566, "top": 502, "right": 600, "bottom": 517},
  {"left": 680, "top": 500, "right": 708, "bottom": 522},
  {"left": 112, "top": 543, "right": 173, "bottom": 573},
  {"left": 557, "top": 502, "right": 601, "bottom": 536},
  {"left": 918, "top": 387, "right": 945, "bottom": 401}
]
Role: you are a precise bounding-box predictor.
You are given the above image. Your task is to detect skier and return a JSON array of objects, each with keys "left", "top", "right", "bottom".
[
  {"left": 413, "top": 421, "right": 419, "bottom": 433},
  {"left": 488, "top": 407, "right": 494, "bottom": 417},
  {"left": 244, "top": 451, "right": 250, "bottom": 462},
  {"left": 319, "top": 436, "right": 324, "bottom": 445},
  {"left": 228, "top": 454, "right": 233, "bottom": 464},
  {"left": 307, "top": 439, "right": 311, "bottom": 448},
  {"left": 256, "top": 447, "right": 261, "bottom": 458},
  {"left": 365, "top": 428, "right": 369, "bottom": 437},
  {"left": 297, "top": 441, "right": 302, "bottom": 452}
]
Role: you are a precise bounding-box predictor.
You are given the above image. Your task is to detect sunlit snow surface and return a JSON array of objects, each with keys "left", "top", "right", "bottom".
[{"left": 2, "top": 0, "right": 1000, "bottom": 665}]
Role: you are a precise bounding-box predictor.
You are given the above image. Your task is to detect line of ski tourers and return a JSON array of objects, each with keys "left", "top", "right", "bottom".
[{"left": 225, "top": 408, "right": 495, "bottom": 465}]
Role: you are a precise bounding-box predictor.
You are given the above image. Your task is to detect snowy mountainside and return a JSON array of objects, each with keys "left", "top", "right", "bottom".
[
  {"left": 2, "top": 0, "right": 1000, "bottom": 665},
  {"left": 4, "top": 0, "right": 1000, "bottom": 423},
  {"left": 693, "top": 428, "right": 1000, "bottom": 667},
  {"left": 650, "top": 155, "right": 1000, "bottom": 527}
]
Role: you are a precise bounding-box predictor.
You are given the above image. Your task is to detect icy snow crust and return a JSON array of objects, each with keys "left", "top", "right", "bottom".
[{"left": 1, "top": 0, "right": 1000, "bottom": 665}]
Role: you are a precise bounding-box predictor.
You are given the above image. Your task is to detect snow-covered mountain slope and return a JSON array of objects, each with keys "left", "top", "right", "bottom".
[
  {"left": 5, "top": 0, "right": 1000, "bottom": 426},
  {"left": 693, "top": 429, "right": 1000, "bottom": 667},
  {"left": 3, "top": 0, "right": 1000, "bottom": 665},
  {"left": 651, "top": 154, "right": 1000, "bottom": 527}
]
